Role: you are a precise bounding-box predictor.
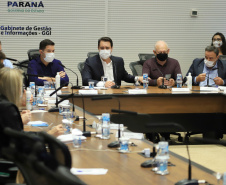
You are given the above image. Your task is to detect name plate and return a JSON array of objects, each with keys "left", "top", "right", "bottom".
[
  {"left": 116, "top": 132, "right": 144, "bottom": 140},
  {"left": 128, "top": 89, "right": 147, "bottom": 94},
  {"left": 171, "top": 88, "right": 190, "bottom": 92},
  {"left": 79, "top": 90, "right": 98, "bottom": 95}
]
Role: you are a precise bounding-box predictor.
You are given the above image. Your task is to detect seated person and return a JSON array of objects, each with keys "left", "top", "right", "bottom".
[
  {"left": 0, "top": 67, "right": 65, "bottom": 141},
  {"left": 0, "top": 41, "right": 13, "bottom": 68},
  {"left": 185, "top": 46, "right": 226, "bottom": 86},
  {"left": 27, "top": 39, "right": 69, "bottom": 86},
  {"left": 142, "top": 40, "right": 182, "bottom": 87},
  {"left": 82, "top": 37, "right": 142, "bottom": 88},
  {"left": 211, "top": 32, "right": 226, "bottom": 55}
]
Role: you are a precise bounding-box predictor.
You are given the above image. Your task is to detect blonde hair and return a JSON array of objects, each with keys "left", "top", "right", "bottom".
[{"left": 0, "top": 67, "right": 23, "bottom": 107}]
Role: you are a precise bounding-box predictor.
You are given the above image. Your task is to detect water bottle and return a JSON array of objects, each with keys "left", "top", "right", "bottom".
[
  {"left": 101, "top": 113, "right": 110, "bottom": 139},
  {"left": 29, "top": 82, "right": 35, "bottom": 96},
  {"left": 155, "top": 141, "right": 169, "bottom": 175},
  {"left": 143, "top": 73, "right": 148, "bottom": 89},
  {"left": 26, "top": 88, "right": 32, "bottom": 110},
  {"left": 187, "top": 72, "right": 192, "bottom": 90},
  {"left": 176, "top": 74, "right": 182, "bottom": 88},
  {"left": 55, "top": 72, "right": 60, "bottom": 89}
]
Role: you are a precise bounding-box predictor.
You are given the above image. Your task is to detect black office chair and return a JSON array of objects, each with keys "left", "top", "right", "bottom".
[
  {"left": 1, "top": 128, "right": 86, "bottom": 185},
  {"left": 129, "top": 61, "right": 144, "bottom": 76},
  {"left": 27, "top": 49, "right": 40, "bottom": 61},
  {"left": 87, "top": 52, "right": 98, "bottom": 58},
  {"left": 77, "top": 62, "right": 85, "bottom": 76},
  {"left": 38, "top": 132, "right": 72, "bottom": 168},
  {"left": 219, "top": 55, "right": 226, "bottom": 61},
  {"left": 138, "top": 53, "right": 155, "bottom": 61}
]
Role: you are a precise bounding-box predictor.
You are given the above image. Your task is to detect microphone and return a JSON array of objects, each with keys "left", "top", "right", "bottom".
[
  {"left": 148, "top": 123, "right": 198, "bottom": 185},
  {"left": 111, "top": 109, "right": 137, "bottom": 115},
  {"left": 153, "top": 68, "right": 167, "bottom": 89},
  {"left": 59, "top": 63, "right": 81, "bottom": 89},
  {"left": 81, "top": 94, "right": 91, "bottom": 137},
  {"left": 6, "top": 57, "right": 18, "bottom": 62},
  {"left": 13, "top": 63, "right": 29, "bottom": 68},
  {"left": 48, "top": 77, "right": 61, "bottom": 112},
  {"left": 26, "top": 74, "right": 44, "bottom": 77},
  {"left": 205, "top": 67, "right": 218, "bottom": 87},
  {"left": 91, "top": 96, "right": 121, "bottom": 148},
  {"left": 49, "top": 82, "right": 68, "bottom": 97}
]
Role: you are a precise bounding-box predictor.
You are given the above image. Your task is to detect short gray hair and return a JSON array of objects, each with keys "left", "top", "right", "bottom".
[{"left": 205, "top": 46, "right": 219, "bottom": 56}]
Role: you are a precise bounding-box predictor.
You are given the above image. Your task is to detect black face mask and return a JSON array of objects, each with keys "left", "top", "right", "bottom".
[{"left": 156, "top": 53, "right": 168, "bottom": 61}]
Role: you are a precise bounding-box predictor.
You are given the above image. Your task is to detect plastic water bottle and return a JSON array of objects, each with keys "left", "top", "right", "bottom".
[
  {"left": 155, "top": 141, "right": 169, "bottom": 175},
  {"left": 55, "top": 72, "right": 60, "bottom": 89},
  {"left": 176, "top": 74, "right": 182, "bottom": 88},
  {"left": 101, "top": 113, "right": 110, "bottom": 139},
  {"left": 26, "top": 88, "right": 32, "bottom": 110},
  {"left": 143, "top": 73, "right": 149, "bottom": 89},
  {"left": 29, "top": 82, "right": 35, "bottom": 96},
  {"left": 187, "top": 72, "right": 192, "bottom": 90}
]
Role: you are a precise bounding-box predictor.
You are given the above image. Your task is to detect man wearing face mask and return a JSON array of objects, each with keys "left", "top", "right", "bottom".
[
  {"left": 185, "top": 45, "right": 226, "bottom": 86},
  {"left": 82, "top": 37, "right": 142, "bottom": 87},
  {"left": 142, "top": 40, "right": 182, "bottom": 87},
  {"left": 27, "top": 39, "right": 69, "bottom": 86}
]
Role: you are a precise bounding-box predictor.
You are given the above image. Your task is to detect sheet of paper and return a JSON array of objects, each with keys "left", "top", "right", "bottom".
[
  {"left": 27, "top": 121, "right": 48, "bottom": 126},
  {"left": 171, "top": 88, "right": 190, "bottom": 92},
  {"left": 70, "top": 168, "right": 108, "bottom": 175},
  {"left": 31, "top": 110, "right": 48, "bottom": 113}
]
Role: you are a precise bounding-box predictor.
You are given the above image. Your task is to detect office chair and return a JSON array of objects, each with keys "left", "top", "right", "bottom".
[
  {"left": 138, "top": 53, "right": 155, "bottom": 61},
  {"left": 129, "top": 61, "right": 144, "bottom": 76},
  {"left": 1, "top": 128, "right": 86, "bottom": 185},
  {"left": 77, "top": 62, "right": 85, "bottom": 76},
  {"left": 87, "top": 52, "right": 98, "bottom": 58},
  {"left": 219, "top": 55, "right": 226, "bottom": 61},
  {"left": 27, "top": 49, "right": 40, "bottom": 61},
  {"left": 38, "top": 132, "right": 72, "bottom": 168}
]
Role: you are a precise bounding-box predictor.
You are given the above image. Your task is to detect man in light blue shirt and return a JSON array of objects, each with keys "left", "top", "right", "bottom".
[
  {"left": 186, "top": 46, "right": 226, "bottom": 86},
  {"left": 0, "top": 41, "right": 13, "bottom": 68}
]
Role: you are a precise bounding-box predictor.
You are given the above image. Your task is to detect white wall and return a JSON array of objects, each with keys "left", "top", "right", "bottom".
[{"left": 1, "top": 0, "right": 226, "bottom": 85}]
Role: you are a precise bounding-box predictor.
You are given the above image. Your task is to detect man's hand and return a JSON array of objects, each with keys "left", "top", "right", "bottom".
[
  {"left": 59, "top": 71, "right": 66, "bottom": 78},
  {"left": 38, "top": 77, "right": 55, "bottom": 82},
  {"left": 47, "top": 124, "right": 66, "bottom": 137},
  {"left": 104, "top": 81, "right": 115, "bottom": 88},
  {"left": 157, "top": 77, "right": 164, "bottom": 86},
  {"left": 21, "top": 110, "right": 31, "bottom": 124},
  {"left": 196, "top": 73, "right": 206, "bottom": 82},
  {"left": 214, "top": 77, "right": 224, "bottom": 86},
  {"left": 164, "top": 78, "right": 175, "bottom": 87}
]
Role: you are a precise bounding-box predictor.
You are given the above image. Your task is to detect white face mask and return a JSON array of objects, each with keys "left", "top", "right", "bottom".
[
  {"left": 204, "top": 59, "right": 215, "bottom": 68},
  {"left": 99, "top": 50, "right": 111, "bottom": 60},
  {"left": 213, "top": 41, "right": 222, "bottom": 48},
  {"left": 44, "top": 52, "right": 55, "bottom": 63}
]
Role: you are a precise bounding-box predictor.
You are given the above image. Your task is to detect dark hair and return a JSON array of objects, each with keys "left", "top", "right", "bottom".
[
  {"left": 98, "top": 37, "right": 113, "bottom": 48},
  {"left": 211, "top": 32, "right": 226, "bottom": 55},
  {"left": 39, "top": 39, "right": 55, "bottom": 50},
  {"left": 205, "top": 45, "right": 219, "bottom": 56},
  {"left": 0, "top": 51, "right": 6, "bottom": 61}
]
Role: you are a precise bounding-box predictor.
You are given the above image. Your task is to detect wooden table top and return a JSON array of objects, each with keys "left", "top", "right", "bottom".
[{"left": 27, "top": 107, "right": 220, "bottom": 185}]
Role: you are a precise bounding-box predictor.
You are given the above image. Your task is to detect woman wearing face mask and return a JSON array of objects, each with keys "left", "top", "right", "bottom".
[
  {"left": 0, "top": 68, "right": 65, "bottom": 148},
  {"left": 211, "top": 32, "right": 226, "bottom": 55}
]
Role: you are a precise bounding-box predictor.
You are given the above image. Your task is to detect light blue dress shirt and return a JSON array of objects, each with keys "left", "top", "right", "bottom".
[
  {"left": 199, "top": 61, "right": 218, "bottom": 86},
  {"left": 3, "top": 59, "right": 13, "bottom": 68}
]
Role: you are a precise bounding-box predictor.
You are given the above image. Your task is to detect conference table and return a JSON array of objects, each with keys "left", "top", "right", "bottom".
[
  {"left": 59, "top": 86, "right": 226, "bottom": 134},
  {"left": 27, "top": 103, "right": 221, "bottom": 185}
]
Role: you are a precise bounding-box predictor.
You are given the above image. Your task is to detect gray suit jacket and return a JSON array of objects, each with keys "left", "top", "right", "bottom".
[{"left": 185, "top": 58, "right": 226, "bottom": 85}]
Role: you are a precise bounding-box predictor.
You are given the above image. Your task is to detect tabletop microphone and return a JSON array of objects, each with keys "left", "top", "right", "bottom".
[
  {"left": 92, "top": 96, "right": 122, "bottom": 148},
  {"left": 153, "top": 68, "right": 167, "bottom": 89},
  {"left": 59, "top": 63, "right": 81, "bottom": 89},
  {"left": 6, "top": 57, "right": 18, "bottom": 62},
  {"left": 26, "top": 74, "right": 44, "bottom": 77},
  {"left": 13, "top": 63, "right": 29, "bottom": 68},
  {"left": 49, "top": 82, "right": 68, "bottom": 97}
]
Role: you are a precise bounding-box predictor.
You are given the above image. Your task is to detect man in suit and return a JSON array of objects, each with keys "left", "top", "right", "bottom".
[
  {"left": 186, "top": 45, "right": 226, "bottom": 86},
  {"left": 82, "top": 37, "right": 142, "bottom": 88}
]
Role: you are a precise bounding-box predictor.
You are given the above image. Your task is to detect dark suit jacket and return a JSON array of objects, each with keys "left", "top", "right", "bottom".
[
  {"left": 185, "top": 58, "right": 226, "bottom": 85},
  {"left": 82, "top": 54, "right": 135, "bottom": 86}
]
